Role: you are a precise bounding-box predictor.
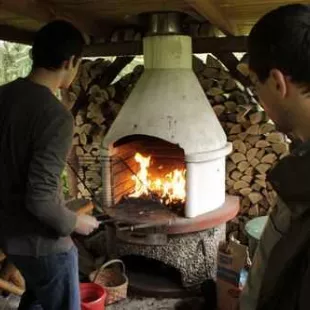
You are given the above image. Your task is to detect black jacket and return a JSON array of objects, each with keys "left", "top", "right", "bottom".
[{"left": 257, "top": 141, "right": 310, "bottom": 309}]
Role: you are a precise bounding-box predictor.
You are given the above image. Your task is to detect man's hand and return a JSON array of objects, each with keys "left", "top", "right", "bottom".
[{"left": 74, "top": 214, "right": 100, "bottom": 236}]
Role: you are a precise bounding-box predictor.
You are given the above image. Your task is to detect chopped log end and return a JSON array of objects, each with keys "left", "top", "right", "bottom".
[
  {"left": 234, "top": 180, "right": 250, "bottom": 190},
  {"left": 232, "top": 140, "right": 247, "bottom": 154},
  {"left": 246, "top": 124, "right": 260, "bottom": 135},
  {"left": 267, "top": 132, "right": 285, "bottom": 144},
  {"left": 238, "top": 132, "right": 248, "bottom": 141},
  {"left": 256, "top": 163, "right": 272, "bottom": 174},
  {"left": 238, "top": 161, "right": 250, "bottom": 172},
  {"left": 227, "top": 161, "right": 237, "bottom": 173},
  {"left": 224, "top": 101, "right": 237, "bottom": 112},
  {"left": 272, "top": 143, "right": 289, "bottom": 155},
  {"left": 261, "top": 153, "right": 277, "bottom": 164},
  {"left": 230, "top": 124, "right": 242, "bottom": 134},
  {"left": 256, "top": 149, "right": 265, "bottom": 160},
  {"left": 247, "top": 148, "right": 259, "bottom": 162},
  {"left": 250, "top": 158, "right": 260, "bottom": 168},
  {"left": 249, "top": 192, "right": 263, "bottom": 204},
  {"left": 244, "top": 167, "right": 254, "bottom": 176},
  {"left": 259, "top": 123, "right": 276, "bottom": 135},
  {"left": 240, "top": 187, "right": 252, "bottom": 196},
  {"left": 241, "top": 175, "right": 253, "bottom": 183},
  {"left": 249, "top": 111, "right": 265, "bottom": 125},
  {"left": 255, "top": 140, "right": 270, "bottom": 148},
  {"left": 231, "top": 152, "right": 247, "bottom": 164},
  {"left": 207, "top": 87, "right": 224, "bottom": 97},
  {"left": 248, "top": 204, "right": 260, "bottom": 217},
  {"left": 246, "top": 135, "right": 262, "bottom": 146},
  {"left": 213, "top": 105, "right": 226, "bottom": 117},
  {"left": 231, "top": 171, "right": 243, "bottom": 181},
  {"left": 255, "top": 179, "right": 267, "bottom": 188}
]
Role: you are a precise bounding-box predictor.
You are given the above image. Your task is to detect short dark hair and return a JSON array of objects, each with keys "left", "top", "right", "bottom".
[
  {"left": 248, "top": 4, "right": 310, "bottom": 92},
  {"left": 32, "top": 20, "right": 85, "bottom": 70}
]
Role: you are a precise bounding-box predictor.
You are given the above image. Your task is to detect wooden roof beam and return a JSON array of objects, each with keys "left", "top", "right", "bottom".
[
  {"left": 213, "top": 52, "right": 250, "bottom": 87},
  {"left": 84, "top": 36, "right": 247, "bottom": 57},
  {"left": 185, "top": 0, "right": 237, "bottom": 36},
  {"left": 0, "top": 25, "right": 34, "bottom": 45}
]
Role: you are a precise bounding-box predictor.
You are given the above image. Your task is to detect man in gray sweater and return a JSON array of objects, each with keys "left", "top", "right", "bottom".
[{"left": 0, "top": 20, "right": 99, "bottom": 309}]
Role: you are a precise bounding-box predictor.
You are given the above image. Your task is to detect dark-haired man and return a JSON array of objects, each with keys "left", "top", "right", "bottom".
[
  {"left": 0, "top": 20, "right": 99, "bottom": 310},
  {"left": 240, "top": 4, "right": 310, "bottom": 310}
]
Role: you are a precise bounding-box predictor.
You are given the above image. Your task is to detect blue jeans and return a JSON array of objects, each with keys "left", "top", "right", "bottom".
[{"left": 8, "top": 246, "right": 80, "bottom": 310}]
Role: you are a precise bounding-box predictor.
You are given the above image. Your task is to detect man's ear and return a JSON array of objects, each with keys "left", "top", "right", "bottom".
[
  {"left": 61, "top": 59, "right": 70, "bottom": 70},
  {"left": 62, "top": 56, "right": 82, "bottom": 71},
  {"left": 68, "top": 55, "right": 75, "bottom": 69},
  {"left": 61, "top": 56, "right": 75, "bottom": 70},
  {"left": 269, "top": 69, "right": 288, "bottom": 99}
]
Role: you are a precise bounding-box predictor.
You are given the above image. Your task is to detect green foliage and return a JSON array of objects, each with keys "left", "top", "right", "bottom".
[{"left": 0, "top": 41, "right": 32, "bottom": 85}]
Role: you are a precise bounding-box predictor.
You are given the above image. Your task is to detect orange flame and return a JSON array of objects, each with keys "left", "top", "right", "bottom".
[
  {"left": 130, "top": 152, "right": 186, "bottom": 204},
  {"left": 130, "top": 153, "right": 151, "bottom": 197}
]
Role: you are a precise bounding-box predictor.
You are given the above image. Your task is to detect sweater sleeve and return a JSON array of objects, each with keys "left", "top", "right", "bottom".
[{"left": 25, "top": 107, "right": 77, "bottom": 236}]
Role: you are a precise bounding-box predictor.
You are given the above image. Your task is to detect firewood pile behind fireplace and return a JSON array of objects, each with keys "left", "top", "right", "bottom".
[{"left": 64, "top": 54, "right": 290, "bottom": 239}]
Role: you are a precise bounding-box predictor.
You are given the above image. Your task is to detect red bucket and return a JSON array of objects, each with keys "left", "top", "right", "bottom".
[{"left": 80, "top": 283, "right": 107, "bottom": 310}]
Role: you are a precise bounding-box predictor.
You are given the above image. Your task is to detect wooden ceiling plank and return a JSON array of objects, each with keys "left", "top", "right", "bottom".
[
  {"left": 185, "top": 0, "right": 237, "bottom": 35},
  {"left": 0, "top": 0, "right": 107, "bottom": 38},
  {"left": 0, "top": 0, "right": 53, "bottom": 23}
]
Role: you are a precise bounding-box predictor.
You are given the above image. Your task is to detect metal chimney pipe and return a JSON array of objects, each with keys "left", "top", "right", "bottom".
[{"left": 141, "top": 12, "right": 184, "bottom": 36}]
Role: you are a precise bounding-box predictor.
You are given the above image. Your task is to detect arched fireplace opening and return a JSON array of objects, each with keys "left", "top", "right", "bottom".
[{"left": 110, "top": 134, "right": 186, "bottom": 216}]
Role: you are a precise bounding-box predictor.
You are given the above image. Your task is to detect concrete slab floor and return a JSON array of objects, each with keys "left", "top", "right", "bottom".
[
  {"left": 108, "top": 298, "right": 180, "bottom": 310},
  {"left": 108, "top": 297, "right": 206, "bottom": 310}
]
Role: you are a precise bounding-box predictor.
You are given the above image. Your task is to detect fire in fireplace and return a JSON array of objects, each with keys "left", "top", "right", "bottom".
[
  {"left": 109, "top": 135, "right": 187, "bottom": 215},
  {"left": 129, "top": 152, "right": 186, "bottom": 205}
]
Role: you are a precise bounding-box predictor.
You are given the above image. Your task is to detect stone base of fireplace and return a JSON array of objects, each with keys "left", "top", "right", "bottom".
[{"left": 117, "top": 224, "right": 225, "bottom": 288}]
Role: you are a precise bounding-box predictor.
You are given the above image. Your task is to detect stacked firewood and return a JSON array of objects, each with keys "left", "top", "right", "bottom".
[
  {"left": 197, "top": 55, "right": 290, "bottom": 228},
  {"left": 65, "top": 55, "right": 290, "bottom": 229},
  {"left": 64, "top": 57, "right": 143, "bottom": 199}
]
